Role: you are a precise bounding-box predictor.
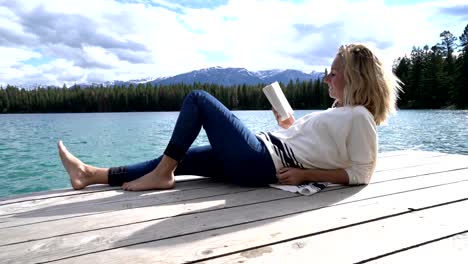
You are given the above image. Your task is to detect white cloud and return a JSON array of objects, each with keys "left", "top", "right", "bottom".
[
  {"left": 0, "top": 0, "right": 466, "bottom": 86},
  {"left": 82, "top": 45, "right": 121, "bottom": 67},
  {"left": 0, "top": 47, "right": 40, "bottom": 67}
]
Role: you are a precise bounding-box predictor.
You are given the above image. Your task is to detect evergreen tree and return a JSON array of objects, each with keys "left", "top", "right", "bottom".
[
  {"left": 0, "top": 87, "right": 7, "bottom": 112},
  {"left": 423, "top": 46, "right": 446, "bottom": 107},
  {"left": 437, "top": 31, "right": 458, "bottom": 106},
  {"left": 455, "top": 24, "right": 468, "bottom": 108},
  {"left": 438, "top": 31, "right": 457, "bottom": 57},
  {"left": 408, "top": 47, "right": 425, "bottom": 108},
  {"left": 393, "top": 56, "right": 410, "bottom": 107}
]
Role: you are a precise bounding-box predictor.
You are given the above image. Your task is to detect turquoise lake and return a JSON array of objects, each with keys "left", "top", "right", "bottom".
[{"left": 0, "top": 110, "right": 467, "bottom": 198}]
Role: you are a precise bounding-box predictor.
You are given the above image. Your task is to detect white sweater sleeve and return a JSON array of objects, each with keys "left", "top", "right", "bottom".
[{"left": 344, "top": 110, "right": 377, "bottom": 185}]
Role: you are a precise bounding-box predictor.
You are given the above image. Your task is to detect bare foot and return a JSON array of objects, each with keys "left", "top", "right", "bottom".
[
  {"left": 122, "top": 170, "right": 175, "bottom": 191},
  {"left": 57, "top": 140, "right": 89, "bottom": 190}
]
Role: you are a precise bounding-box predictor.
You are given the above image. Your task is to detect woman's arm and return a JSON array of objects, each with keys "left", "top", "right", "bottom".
[{"left": 276, "top": 167, "right": 349, "bottom": 185}]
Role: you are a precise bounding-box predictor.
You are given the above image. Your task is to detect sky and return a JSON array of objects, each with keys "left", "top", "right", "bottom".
[{"left": 0, "top": 0, "right": 467, "bottom": 86}]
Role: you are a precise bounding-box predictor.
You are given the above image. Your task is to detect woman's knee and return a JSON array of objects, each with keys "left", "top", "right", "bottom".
[
  {"left": 184, "top": 90, "right": 220, "bottom": 110},
  {"left": 187, "top": 90, "right": 210, "bottom": 100}
]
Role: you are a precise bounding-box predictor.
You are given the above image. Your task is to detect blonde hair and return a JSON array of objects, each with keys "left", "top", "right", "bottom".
[{"left": 338, "top": 44, "right": 402, "bottom": 125}]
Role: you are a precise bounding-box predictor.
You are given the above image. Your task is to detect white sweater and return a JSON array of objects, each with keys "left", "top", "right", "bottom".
[{"left": 257, "top": 106, "right": 377, "bottom": 185}]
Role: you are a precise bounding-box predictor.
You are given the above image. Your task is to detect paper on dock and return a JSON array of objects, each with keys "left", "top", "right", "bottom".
[{"left": 269, "top": 182, "right": 328, "bottom": 196}]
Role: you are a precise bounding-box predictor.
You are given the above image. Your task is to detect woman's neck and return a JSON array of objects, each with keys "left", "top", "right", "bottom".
[{"left": 332, "top": 100, "right": 343, "bottom": 108}]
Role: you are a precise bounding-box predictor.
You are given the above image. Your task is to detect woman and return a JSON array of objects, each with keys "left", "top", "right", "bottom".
[{"left": 58, "top": 44, "right": 401, "bottom": 191}]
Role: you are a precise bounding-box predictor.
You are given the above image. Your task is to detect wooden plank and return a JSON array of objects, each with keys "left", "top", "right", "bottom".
[
  {"left": 0, "top": 175, "right": 206, "bottom": 205},
  {"left": 0, "top": 183, "right": 261, "bottom": 229},
  {"left": 375, "top": 152, "right": 449, "bottom": 172},
  {"left": 377, "top": 150, "right": 414, "bottom": 158},
  {"left": 0, "top": 187, "right": 296, "bottom": 246},
  {"left": 373, "top": 154, "right": 468, "bottom": 182},
  {"left": 1, "top": 168, "right": 467, "bottom": 264},
  {"left": 367, "top": 231, "right": 468, "bottom": 264},
  {"left": 200, "top": 199, "right": 468, "bottom": 264},
  {"left": 0, "top": 178, "right": 218, "bottom": 216},
  {"left": 376, "top": 150, "right": 441, "bottom": 158},
  {"left": 0, "top": 186, "right": 120, "bottom": 205},
  {"left": 48, "top": 175, "right": 468, "bottom": 264}
]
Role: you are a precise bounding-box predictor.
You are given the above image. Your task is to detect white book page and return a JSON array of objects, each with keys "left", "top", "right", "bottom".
[{"left": 262, "top": 81, "right": 293, "bottom": 121}]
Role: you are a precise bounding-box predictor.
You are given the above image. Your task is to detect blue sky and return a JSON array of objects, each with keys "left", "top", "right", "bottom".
[{"left": 0, "top": 0, "right": 466, "bottom": 86}]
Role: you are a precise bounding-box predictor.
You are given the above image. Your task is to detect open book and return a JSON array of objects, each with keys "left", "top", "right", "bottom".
[{"left": 263, "top": 81, "right": 293, "bottom": 121}]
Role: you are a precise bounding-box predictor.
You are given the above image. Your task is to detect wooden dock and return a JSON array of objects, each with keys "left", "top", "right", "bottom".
[{"left": 1, "top": 150, "right": 467, "bottom": 264}]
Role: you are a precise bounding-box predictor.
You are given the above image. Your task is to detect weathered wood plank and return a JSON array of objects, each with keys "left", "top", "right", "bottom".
[
  {"left": 376, "top": 150, "right": 442, "bottom": 158},
  {"left": 0, "top": 187, "right": 296, "bottom": 246},
  {"left": 373, "top": 154, "right": 468, "bottom": 182},
  {"left": 1, "top": 168, "right": 466, "bottom": 264},
  {"left": 49, "top": 175, "right": 468, "bottom": 264},
  {"left": 367, "top": 231, "right": 468, "bottom": 264},
  {"left": 0, "top": 175, "right": 206, "bottom": 205},
  {"left": 375, "top": 151, "right": 449, "bottom": 172},
  {"left": 0, "top": 178, "right": 219, "bottom": 216},
  {"left": 200, "top": 199, "right": 468, "bottom": 264},
  {"left": 0, "top": 183, "right": 261, "bottom": 229}
]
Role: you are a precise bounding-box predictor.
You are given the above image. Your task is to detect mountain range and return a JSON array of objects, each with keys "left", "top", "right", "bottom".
[{"left": 81, "top": 67, "right": 325, "bottom": 88}]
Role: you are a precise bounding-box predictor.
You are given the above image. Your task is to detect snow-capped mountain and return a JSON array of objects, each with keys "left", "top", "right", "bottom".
[
  {"left": 73, "top": 77, "right": 163, "bottom": 88},
  {"left": 14, "top": 67, "right": 325, "bottom": 89},
  {"left": 127, "top": 76, "right": 163, "bottom": 84},
  {"left": 261, "top": 69, "right": 323, "bottom": 84},
  {"left": 153, "top": 67, "right": 262, "bottom": 86},
  {"left": 254, "top": 69, "right": 283, "bottom": 79},
  {"left": 150, "top": 67, "right": 324, "bottom": 87}
]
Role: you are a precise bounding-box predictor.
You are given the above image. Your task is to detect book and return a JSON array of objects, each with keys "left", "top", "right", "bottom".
[{"left": 262, "top": 81, "right": 293, "bottom": 121}]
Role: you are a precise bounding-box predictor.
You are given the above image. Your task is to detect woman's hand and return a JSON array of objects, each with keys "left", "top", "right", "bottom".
[
  {"left": 276, "top": 167, "right": 306, "bottom": 185},
  {"left": 273, "top": 108, "right": 295, "bottom": 129}
]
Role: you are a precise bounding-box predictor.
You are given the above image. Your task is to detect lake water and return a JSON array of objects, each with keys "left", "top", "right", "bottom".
[{"left": 0, "top": 110, "right": 467, "bottom": 198}]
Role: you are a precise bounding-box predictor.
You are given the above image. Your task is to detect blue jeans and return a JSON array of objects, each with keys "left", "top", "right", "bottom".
[{"left": 108, "top": 90, "right": 277, "bottom": 187}]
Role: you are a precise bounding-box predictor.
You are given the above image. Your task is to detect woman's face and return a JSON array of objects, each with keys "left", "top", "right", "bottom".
[{"left": 324, "top": 55, "right": 345, "bottom": 102}]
